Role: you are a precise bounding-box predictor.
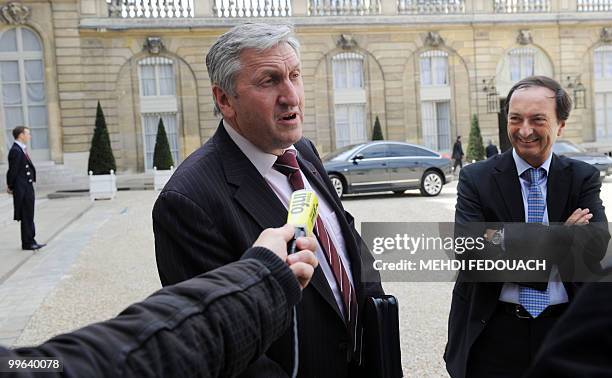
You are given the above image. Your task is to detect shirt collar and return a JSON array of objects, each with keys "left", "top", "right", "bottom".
[
  {"left": 14, "top": 140, "right": 26, "bottom": 150},
  {"left": 223, "top": 119, "right": 295, "bottom": 177},
  {"left": 512, "top": 148, "right": 552, "bottom": 178}
]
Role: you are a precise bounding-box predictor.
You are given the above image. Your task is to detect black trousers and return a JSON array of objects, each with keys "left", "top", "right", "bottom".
[
  {"left": 453, "top": 159, "right": 463, "bottom": 171},
  {"left": 18, "top": 185, "right": 36, "bottom": 247},
  {"left": 466, "top": 303, "right": 564, "bottom": 378}
]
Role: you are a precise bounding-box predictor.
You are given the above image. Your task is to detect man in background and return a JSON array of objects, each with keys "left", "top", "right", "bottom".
[
  {"left": 486, "top": 139, "right": 499, "bottom": 158},
  {"left": 6, "top": 126, "right": 45, "bottom": 251},
  {"left": 446, "top": 76, "right": 609, "bottom": 377},
  {"left": 452, "top": 135, "right": 464, "bottom": 173}
]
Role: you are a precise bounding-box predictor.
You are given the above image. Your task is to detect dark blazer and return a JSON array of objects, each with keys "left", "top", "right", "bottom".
[
  {"left": 1, "top": 247, "right": 304, "bottom": 378},
  {"left": 445, "top": 149, "right": 610, "bottom": 378},
  {"left": 525, "top": 282, "right": 612, "bottom": 378},
  {"left": 153, "top": 122, "right": 384, "bottom": 377},
  {"left": 485, "top": 144, "right": 499, "bottom": 158},
  {"left": 6, "top": 142, "right": 36, "bottom": 221}
]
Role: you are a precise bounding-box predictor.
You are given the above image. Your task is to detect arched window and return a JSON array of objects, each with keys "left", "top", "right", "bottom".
[
  {"left": 0, "top": 27, "right": 48, "bottom": 159},
  {"left": 594, "top": 45, "right": 612, "bottom": 140},
  {"left": 333, "top": 52, "right": 366, "bottom": 148},
  {"left": 508, "top": 47, "right": 535, "bottom": 81},
  {"left": 419, "top": 50, "right": 451, "bottom": 152},
  {"left": 420, "top": 50, "right": 448, "bottom": 86},
  {"left": 138, "top": 57, "right": 180, "bottom": 170}
]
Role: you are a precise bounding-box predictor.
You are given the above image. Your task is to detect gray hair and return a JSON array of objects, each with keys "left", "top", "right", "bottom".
[{"left": 206, "top": 23, "right": 301, "bottom": 116}]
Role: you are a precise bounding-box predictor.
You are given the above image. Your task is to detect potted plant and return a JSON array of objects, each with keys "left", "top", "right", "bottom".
[
  {"left": 153, "top": 117, "right": 174, "bottom": 191},
  {"left": 88, "top": 101, "right": 117, "bottom": 200}
]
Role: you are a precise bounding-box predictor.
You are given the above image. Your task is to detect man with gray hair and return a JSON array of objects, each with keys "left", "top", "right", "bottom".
[{"left": 152, "top": 23, "right": 384, "bottom": 377}]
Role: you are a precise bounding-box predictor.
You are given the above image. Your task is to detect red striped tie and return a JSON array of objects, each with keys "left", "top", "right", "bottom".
[{"left": 274, "top": 149, "right": 357, "bottom": 330}]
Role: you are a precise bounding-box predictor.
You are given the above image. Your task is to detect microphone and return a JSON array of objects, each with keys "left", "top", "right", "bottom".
[
  {"left": 286, "top": 189, "right": 319, "bottom": 378},
  {"left": 286, "top": 189, "right": 319, "bottom": 254}
]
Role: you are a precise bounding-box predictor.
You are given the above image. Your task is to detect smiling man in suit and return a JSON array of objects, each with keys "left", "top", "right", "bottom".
[
  {"left": 152, "top": 23, "right": 384, "bottom": 377},
  {"left": 6, "top": 126, "right": 45, "bottom": 251},
  {"left": 445, "top": 76, "right": 610, "bottom": 378}
]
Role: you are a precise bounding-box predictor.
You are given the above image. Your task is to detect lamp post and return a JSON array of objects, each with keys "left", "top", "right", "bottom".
[
  {"left": 566, "top": 76, "right": 586, "bottom": 109},
  {"left": 482, "top": 78, "right": 499, "bottom": 113}
]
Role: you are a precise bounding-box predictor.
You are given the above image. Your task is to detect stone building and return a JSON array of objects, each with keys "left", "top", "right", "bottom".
[{"left": 0, "top": 0, "right": 610, "bottom": 177}]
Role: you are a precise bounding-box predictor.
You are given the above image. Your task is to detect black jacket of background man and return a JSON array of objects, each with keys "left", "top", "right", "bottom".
[
  {"left": 6, "top": 142, "right": 38, "bottom": 247},
  {"left": 445, "top": 149, "right": 610, "bottom": 378},
  {"left": 0, "top": 247, "right": 303, "bottom": 378},
  {"left": 152, "top": 122, "right": 384, "bottom": 378}
]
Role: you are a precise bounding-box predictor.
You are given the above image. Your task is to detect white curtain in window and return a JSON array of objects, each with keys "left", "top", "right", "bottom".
[
  {"left": 1, "top": 28, "right": 48, "bottom": 152},
  {"left": 158, "top": 64, "right": 176, "bottom": 95},
  {"left": 421, "top": 101, "right": 437, "bottom": 150},
  {"left": 334, "top": 104, "right": 365, "bottom": 148},
  {"left": 595, "top": 93, "right": 612, "bottom": 140},
  {"left": 433, "top": 57, "right": 448, "bottom": 85},
  {"left": 436, "top": 101, "right": 451, "bottom": 152},
  {"left": 509, "top": 48, "right": 535, "bottom": 82},
  {"left": 142, "top": 113, "right": 180, "bottom": 170},
  {"left": 332, "top": 52, "right": 364, "bottom": 90},
  {"left": 140, "top": 66, "right": 156, "bottom": 96},
  {"left": 0, "top": 29, "right": 17, "bottom": 52},
  {"left": 420, "top": 51, "right": 448, "bottom": 86},
  {"left": 21, "top": 29, "right": 41, "bottom": 51},
  {"left": 420, "top": 57, "right": 432, "bottom": 86},
  {"left": 335, "top": 105, "right": 350, "bottom": 147}
]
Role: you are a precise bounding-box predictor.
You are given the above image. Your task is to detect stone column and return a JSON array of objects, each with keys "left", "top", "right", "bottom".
[
  {"left": 194, "top": 0, "right": 214, "bottom": 17},
  {"left": 292, "top": 0, "right": 309, "bottom": 16},
  {"left": 381, "top": 0, "right": 397, "bottom": 15}
]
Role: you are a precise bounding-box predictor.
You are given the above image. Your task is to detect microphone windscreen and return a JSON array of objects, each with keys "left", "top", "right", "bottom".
[{"left": 287, "top": 189, "right": 319, "bottom": 236}]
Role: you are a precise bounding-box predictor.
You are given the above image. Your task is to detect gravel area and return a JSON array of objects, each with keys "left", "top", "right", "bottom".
[{"left": 14, "top": 191, "right": 161, "bottom": 347}]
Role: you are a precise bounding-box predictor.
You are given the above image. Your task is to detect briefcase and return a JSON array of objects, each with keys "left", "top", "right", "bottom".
[{"left": 362, "top": 295, "right": 403, "bottom": 378}]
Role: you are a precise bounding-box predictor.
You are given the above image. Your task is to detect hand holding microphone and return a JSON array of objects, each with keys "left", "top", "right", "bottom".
[
  {"left": 253, "top": 224, "right": 318, "bottom": 289},
  {"left": 253, "top": 190, "right": 320, "bottom": 289}
]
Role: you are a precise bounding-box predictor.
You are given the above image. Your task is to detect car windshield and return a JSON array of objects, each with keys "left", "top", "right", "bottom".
[
  {"left": 553, "top": 141, "right": 584, "bottom": 154},
  {"left": 323, "top": 144, "right": 362, "bottom": 161}
]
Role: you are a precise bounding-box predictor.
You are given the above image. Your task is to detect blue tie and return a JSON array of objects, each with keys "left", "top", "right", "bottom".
[{"left": 519, "top": 167, "right": 550, "bottom": 318}]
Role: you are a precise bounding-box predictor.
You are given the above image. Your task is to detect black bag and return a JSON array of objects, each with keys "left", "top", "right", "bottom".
[{"left": 362, "top": 295, "right": 403, "bottom": 378}]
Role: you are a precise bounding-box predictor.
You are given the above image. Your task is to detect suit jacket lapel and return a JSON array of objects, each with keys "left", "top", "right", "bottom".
[
  {"left": 216, "top": 124, "right": 345, "bottom": 321},
  {"left": 215, "top": 122, "right": 287, "bottom": 230},
  {"left": 492, "top": 150, "right": 525, "bottom": 222},
  {"left": 546, "top": 154, "right": 571, "bottom": 223}
]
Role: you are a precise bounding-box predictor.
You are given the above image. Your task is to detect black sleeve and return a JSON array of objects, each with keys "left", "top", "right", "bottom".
[
  {"left": 0, "top": 247, "right": 301, "bottom": 378},
  {"left": 153, "top": 190, "right": 237, "bottom": 286},
  {"left": 6, "top": 148, "right": 21, "bottom": 190},
  {"left": 525, "top": 282, "right": 612, "bottom": 378}
]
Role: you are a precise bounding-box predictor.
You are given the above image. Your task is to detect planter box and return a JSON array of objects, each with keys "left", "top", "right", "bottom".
[
  {"left": 89, "top": 170, "right": 117, "bottom": 201},
  {"left": 154, "top": 166, "right": 174, "bottom": 191}
]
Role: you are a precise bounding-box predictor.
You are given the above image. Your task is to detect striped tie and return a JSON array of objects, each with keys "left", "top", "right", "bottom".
[
  {"left": 519, "top": 167, "right": 550, "bottom": 318},
  {"left": 274, "top": 149, "right": 357, "bottom": 329}
]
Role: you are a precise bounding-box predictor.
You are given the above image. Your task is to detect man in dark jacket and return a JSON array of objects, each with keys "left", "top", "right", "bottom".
[
  {"left": 0, "top": 225, "right": 318, "bottom": 378},
  {"left": 6, "top": 126, "right": 45, "bottom": 250},
  {"left": 486, "top": 140, "right": 499, "bottom": 158},
  {"left": 452, "top": 136, "right": 464, "bottom": 173},
  {"left": 153, "top": 23, "right": 385, "bottom": 377}
]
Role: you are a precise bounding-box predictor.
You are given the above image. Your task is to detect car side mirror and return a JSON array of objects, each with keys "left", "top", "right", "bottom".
[{"left": 352, "top": 154, "right": 364, "bottom": 164}]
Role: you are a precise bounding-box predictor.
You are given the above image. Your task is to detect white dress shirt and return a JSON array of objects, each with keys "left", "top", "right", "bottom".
[
  {"left": 15, "top": 140, "right": 27, "bottom": 155},
  {"left": 498, "top": 149, "right": 569, "bottom": 305},
  {"left": 223, "top": 120, "right": 354, "bottom": 317}
]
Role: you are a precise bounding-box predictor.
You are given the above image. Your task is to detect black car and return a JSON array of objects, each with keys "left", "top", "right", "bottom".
[
  {"left": 553, "top": 140, "right": 612, "bottom": 182},
  {"left": 322, "top": 141, "right": 453, "bottom": 197}
]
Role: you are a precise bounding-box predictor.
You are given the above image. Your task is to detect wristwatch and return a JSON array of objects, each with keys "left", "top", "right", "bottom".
[{"left": 490, "top": 228, "right": 504, "bottom": 246}]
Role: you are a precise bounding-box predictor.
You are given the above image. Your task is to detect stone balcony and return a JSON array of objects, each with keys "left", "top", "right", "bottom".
[{"left": 75, "top": 0, "right": 611, "bottom": 30}]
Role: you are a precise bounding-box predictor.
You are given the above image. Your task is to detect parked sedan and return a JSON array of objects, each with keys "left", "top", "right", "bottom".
[
  {"left": 322, "top": 141, "right": 453, "bottom": 197},
  {"left": 553, "top": 140, "right": 612, "bottom": 182}
]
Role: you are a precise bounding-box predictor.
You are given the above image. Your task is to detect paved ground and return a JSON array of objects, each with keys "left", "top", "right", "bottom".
[{"left": 1, "top": 176, "right": 612, "bottom": 377}]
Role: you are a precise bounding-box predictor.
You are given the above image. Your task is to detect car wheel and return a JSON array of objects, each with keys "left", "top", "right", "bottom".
[
  {"left": 329, "top": 174, "right": 344, "bottom": 198},
  {"left": 420, "top": 171, "right": 443, "bottom": 197}
]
